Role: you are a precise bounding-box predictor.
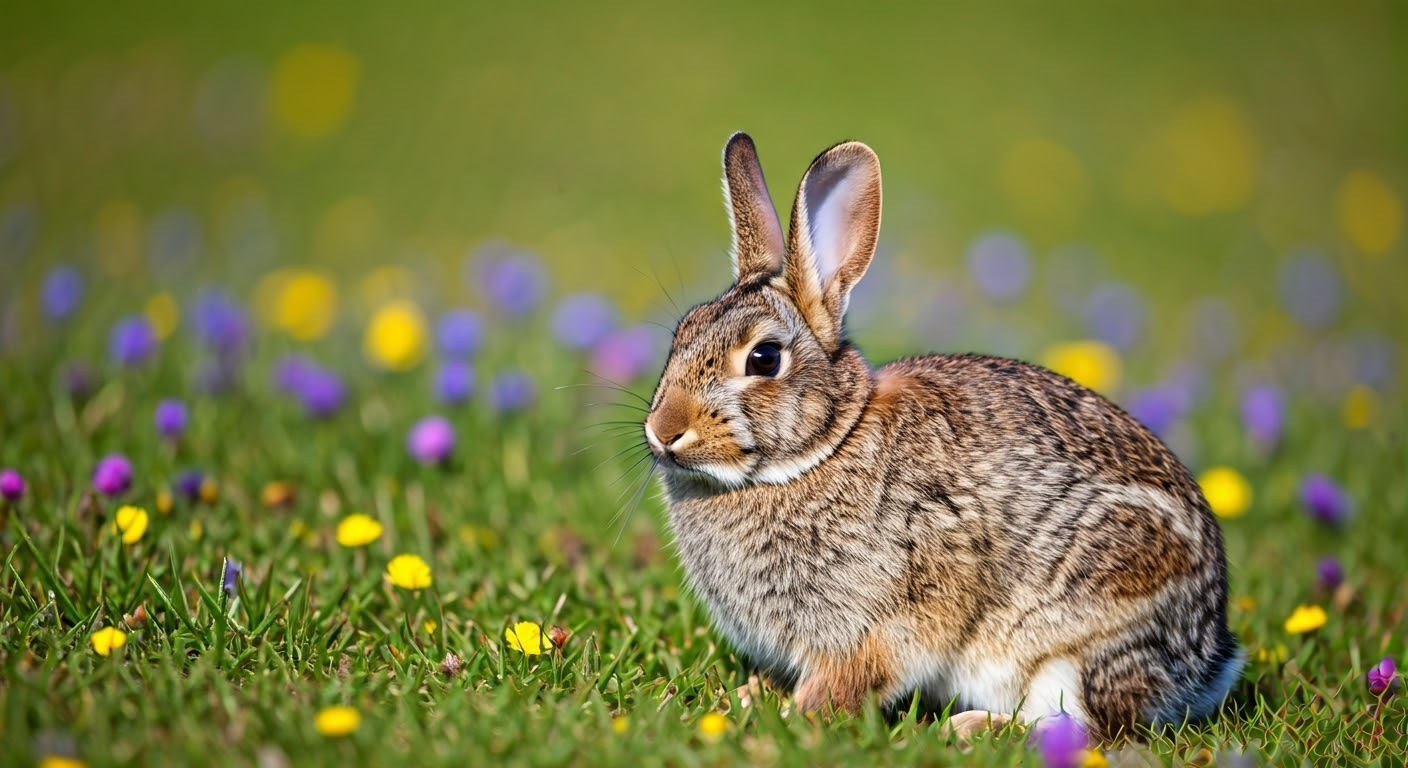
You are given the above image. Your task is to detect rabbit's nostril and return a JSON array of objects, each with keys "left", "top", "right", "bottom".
[{"left": 664, "top": 431, "right": 686, "bottom": 447}]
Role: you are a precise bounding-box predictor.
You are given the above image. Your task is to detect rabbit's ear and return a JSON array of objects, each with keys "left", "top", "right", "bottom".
[
  {"left": 723, "top": 132, "right": 785, "bottom": 282},
  {"left": 785, "top": 141, "right": 882, "bottom": 343}
]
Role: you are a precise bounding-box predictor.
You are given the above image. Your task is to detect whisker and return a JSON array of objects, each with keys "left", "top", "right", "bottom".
[
  {"left": 556, "top": 379, "right": 651, "bottom": 408},
  {"left": 613, "top": 459, "right": 658, "bottom": 547},
  {"left": 583, "top": 401, "right": 648, "bottom": 413},
  {"left": 589, "top": 441, "right": 652, "bottom": 470},
  {"left": 608, "top": 450, "right": 656, "bottom": 491}
]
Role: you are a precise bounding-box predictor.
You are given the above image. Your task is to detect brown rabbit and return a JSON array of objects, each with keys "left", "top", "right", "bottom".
[{"left": 643, "top": 133, "right": 1243, "bottom": 741}]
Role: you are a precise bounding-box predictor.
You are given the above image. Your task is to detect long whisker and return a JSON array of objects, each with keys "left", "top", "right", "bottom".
[
  {"left": 583, "top": 401, "right": 649, "bottom": 414},
  {"left": 609, "top": 449, "right": 656, "bottom": 491},
  {"left": 557, "top": 380, "right": 651, "bottom": 407},
  {"left": 589, "top": 441, "right": 652, "bottom": 470},
  {"left": 613, "top": 459, "right": 658, "bottom": 547}
]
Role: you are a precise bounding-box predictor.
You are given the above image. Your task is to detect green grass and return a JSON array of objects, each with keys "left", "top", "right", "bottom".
[{"left": 2, "top": 1, "right": 1407, "bottom": 765}]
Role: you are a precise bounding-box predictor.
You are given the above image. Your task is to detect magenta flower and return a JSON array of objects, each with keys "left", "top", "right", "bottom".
[
  {"left": 407, "top": 416, "right": 456, "bottom": 465},
  {"left": 967, "top": 231, "right": 1031, "bottom": 302},
  {"left": 0, "top": 468, "right": 24, "bottom": 501},
  {"left": 434, "top": 361, "right": 475, "bottom": 405},
  {"left": 1301, "top": 475, "right": 1352, "bottom": 528},
  {"left": 1030, "top": 712, "right": 1088, "bottom": 768},
  {"left": 93, "top": 454, "right": 133, "bottom": 496},
  {"left": 436, "top": 309, "right": 484, "bottom": 358},
  {"left": 590, "top": 325, "right": 660, "bottom": 383},
  {"left": 552, "top": 293, "right": 617, "bottom": 350},
  {"left": 1316, "top": 556, "right": 1344, "bottom": 590},
  {"left": 155, "top": 399, "right": 189, "bottom": 440},
  {"left": 109, "top": 315, "right": 158, "bottom": 367},
  {"left": 489, "top": 370, "right": 537, "bottom": 413},
  {"left": 1367, "top": 657, "right": 1397, "bottom": 695}
]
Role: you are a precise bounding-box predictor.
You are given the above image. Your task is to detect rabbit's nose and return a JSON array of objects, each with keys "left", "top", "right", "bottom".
[{"left": 646, "top": 393, "right": 694, "bottom": 453}]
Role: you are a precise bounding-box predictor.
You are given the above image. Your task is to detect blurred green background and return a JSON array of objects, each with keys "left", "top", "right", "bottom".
[{"left": 1, "top": 0, "right": 1404, "bottom": 380}]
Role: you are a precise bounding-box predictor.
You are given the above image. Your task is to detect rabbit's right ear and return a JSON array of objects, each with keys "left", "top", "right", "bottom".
[{"left": 723, "top": 132, "right": 785, "bottom": 282}]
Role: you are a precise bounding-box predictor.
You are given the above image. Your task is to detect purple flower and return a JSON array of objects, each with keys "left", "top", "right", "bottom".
[
  {"left": 489, "top": 370, "right": 537, "bottom": 413},
  {"left": 155, "top": 399, "right": 189, "bottom": 439},
  {"left": 1030, "top": 712, "right": 1088, "bottom": 768},
  {"left": 0, "top": 468, "right": 24, "bottom": 501},
  {"left": 222, "top": 557, "right": 242, "bottom": 596},
  {"left": 1127, "top": 384, "right": 1187, "bottom": 437},
  {"left": 967, "top": 231, "right": 1031, "bottom": 302},
  {"left": 407, "top": 415, "right": 456, "bottom": 465},
  {"left": 188, "top": 290, "right": 251, "bottom": 354},
  {"left": 175, "top": 469, "right": 206, "bottom": 502},
  {"left": 1277, "top": 249, "right": 1341, "bottom": 330},
  {"left": 93, "top": 454, "right": 133, "bottom": 497},
  {"left": 434, "top": 361, "right": 475, "bottom": 405},
  {"left": 272, "top": 354, "right": 319, "bottom": 393},
  {"left": 41, "top": 266, "right": 83, "bottom": 321},
  {"left": 591, "top": 325, "right": 660, "bottom": 383},
  {"left": 1083, "top": 282, "right": 1147, "bottom": 351},
  {"left": 552, "top": 293, "right": 617, "bottom": 349},
  {"left": 1240, "top": 385, "right": 1284, "bottom": 446},
  {"left": 193, "top": 355, "right": 242, "bottom": 395},
  {"left": 1316, "top": 556, "right": 1344, "bottom": 590},
  {"left": 475, "top": 247, "right": 547, "bottom": 317},
  {"left": 109, "top": 315, "right": 158, "bottom": 367},
  {"left": 436, "top": 309, "right": 483, "bottom": 358},
  {"left": 1367, "top": 657, "right": 1398, "bottom": 696},
  {"left": 296, "top": 367, "right": 346, "bottom": 419},
  {"left": 1301, "top": 475, "right": 1352, "bottom": 528}
]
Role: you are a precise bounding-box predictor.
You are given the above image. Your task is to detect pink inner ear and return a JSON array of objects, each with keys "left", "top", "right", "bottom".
[{"left": 805, "top": 171, "right": 861, "bottom": 286}]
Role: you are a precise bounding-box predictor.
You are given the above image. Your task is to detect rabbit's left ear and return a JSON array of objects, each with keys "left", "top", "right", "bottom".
[{"left": 785, "top": 141, "right": 882, "bottom": 347}]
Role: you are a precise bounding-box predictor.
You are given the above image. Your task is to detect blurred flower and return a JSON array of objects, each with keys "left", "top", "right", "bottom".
[
  {"left": 61, "top": 361, "right": 95, "bottom": 399},
  {"left": 1186, "top": 296, "right": 1242, "bottom": 362},
  {"left": 967, "top": 231, "right": 1031, "bottom": 302},
  {"left": 440, "top": 652, "right": 464, "bottom": 677},
  {"left": 143, "top": 293, "right": 180, "bottom": 340},
  {"left": 612, "top": 716, "right": 629, "bottom": 734},
  {"left": 336, "top": 513, "right": 383, "bottom": 547},
  {"left": 1336, "top": 170, "right": 1401, "bottom": 256},
  {"left": 1316, "top": 556, "right": 1344, "bottom": 590},
  {"left": 1126, "top": 384, "right": 1187, "bottom": 437},
  {"left": 41, "top": 266, "right": 83, "bottom": 321},
  {"left": 189, "top": 289, "right": 252, "bottom": 354},
  {"left": 0, "top": 467, "right": 24, "bottom": 501},
  {"left": 434, "top": 361, "right": 475, "bottom": 405},
  {"left": 111, "top": 505, "right": 149, "bottom": 545},
  {"left": 489, "top": 370, "right": 537, "bottom": 413},
  {"left": 1198, "top": 466, "right": 1251, "bottom": 519},
  {"left": 1082, "top": 282, "right": 1147, "bottom": 351},
  {"left": 272, "top": 45, "right": 360, "bottom": 139},
  {"left": 193, "top": 356, "right": 243, "bottom": 395},
  {"left": 222, "top": 557, "right": 242, "bottom": 595},
  {"left": 1030, "top": 712, "right": 1087, "bottom": 768},
  {"left": 1367, "top": 657, "right": 1398, "bottom": 695},
  {"left": 1300, "top": 475, "right": 1352, "bottom": 528},
  {"left": 172, "top": 469, "right": 204, "bottom": 502},
  {"left": 1342, "top": 384, "right": 1376, "bottom": 430},
  {"left": 1240, "top": 385, "right": 1284, "bottom": 446},
  {"left": 697, "top": 712, "right": 729, "bottom": 743},
  {"left": 591, "top": 325, "right": 659, "bottom": 383},
  {"left": 422, "top": 619, "right": 437, "bottom": 635},
  {"left": 1042, "top": 340, "right": 1122, "bottom": 394},
  {"left": 1082, "top": 751, "right": 1109, "bottom": 768},
  {"left": 505, "top": 621, "right": 553, "bottom": 656},
  {"left": 108, "top": 315, "right": 158, "bottom": 366},
  {"left": 1284, "top": 604, "right": 1326, "bottom": 634},
  {"left": 89, "top": 626, "right": 127, "bottom": 657},
  {"left": 37, "top": 755, "right": 87, "bottom": 768},
  {"left": 407, "top": 416, "right": 455, "bottom": 465},
  {"left": 475, "top": 247, "right": 547, "bottom": 316},
  {"left": 313, "top": 705, "right": 361, "bottom": 737},
  {"left": 93, "top": 454, "right": 133, "bottom": 496},
  {"left": 273, "top": 354, "right": 318, "bottom": 393},
  {"left": 297, "top": 366, "right": 347, "bottom": 418},
  {"left": 364, "top": 300, "right": 428, "bottom": 371},
  {"left": 270, "top": 270, "right": 339, "bottom": 341},
  {"left": 156, "top": 489, "right": 173, "bottom": 514},
  {"left": 386, "top": 554, "right": 432, "bottom": 590},
  {"left": 1345, "top": 332, "right": 1398, "bottom": 392},
  {"left": 435, "top": 309, "right": 483, "bottom": 358},
  {"left": 262, "top": 481, "right": 297, "bottom": 508},
  {"left": 1277, "top": 249, "right": 1341, "bottom": 330},
  {"left": 154, "top": 399, "right": 189, "bottom": 440},
  {"left": 552, "top": 293, "right": 617, "bottom": 349}
]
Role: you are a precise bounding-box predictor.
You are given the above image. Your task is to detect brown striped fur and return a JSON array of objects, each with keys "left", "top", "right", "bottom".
[{"left": 645, "top": 134, "right": 1243, "bottom": 743}]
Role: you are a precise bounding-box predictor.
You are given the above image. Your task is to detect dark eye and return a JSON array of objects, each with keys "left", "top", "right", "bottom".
[{"left": 746, "top": 342, "right": 783, "bottom": 377}]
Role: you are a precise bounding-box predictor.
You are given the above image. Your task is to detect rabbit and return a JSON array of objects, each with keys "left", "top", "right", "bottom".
[{"left": 641, "top": 132, "right": 1244, "bottom": 742}]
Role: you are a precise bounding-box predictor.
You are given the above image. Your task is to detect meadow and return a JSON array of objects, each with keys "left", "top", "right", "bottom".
[{"left": 2, "top": 2, "right": 1406, "bottom": 766}]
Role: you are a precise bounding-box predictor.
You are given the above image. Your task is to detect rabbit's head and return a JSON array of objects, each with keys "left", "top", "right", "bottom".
[{"left": 645, "top": 134, "right": 882, "bottom": 490}]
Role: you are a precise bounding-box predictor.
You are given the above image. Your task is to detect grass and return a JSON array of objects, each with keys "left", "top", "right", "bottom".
[{"left": 2, "top": 1, "right": 1406, "bottom": 765}]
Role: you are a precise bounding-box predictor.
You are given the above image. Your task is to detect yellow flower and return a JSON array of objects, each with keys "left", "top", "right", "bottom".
[
  {"left": 1342, "top": 384, "right": 1376, "bottom": 430},
  {"left": 262, "top": 480, "right": 297, "bottom": 508},
  {"left": 386, "top": 554, "right": 432, "bottom": 590},
  {"left": 611, "top": 716, "right": 629, "bottom": 734},
  {"left": 1198, "top": 466, "right": 1251, "bottom": 518},
  {"left": 188, "top": 520, "right": 204, "bottom": 540},
  {"left": 423, "top": 620, "right": 438, "bottom": 635},
  {"left": 272, "top": 45, "right": 361, "bottom": 139},
  {"left": 1234, "top": 596, "right": 1257, "bottom": 612},
  {"left": 144, "top": 292, "right": 180, "bottom": 340},
  {"left": 364, "top": 300, "right": 428, "bottom": 371},
  {"left": 505, "top": 621, "right": 553, "bottom": 656},
  {"left": 90, "top": 626, "right": 128, "bottom": 656},
  {"left": 155, "top": 489, "right": 173, "bottom": 515},
  {"left": 697, "top": 712, "right": 729, "bottom": 743},
  {"left": 198, "top": 477, "right": 219, "bottom": 504},
  {"left": 1081, "top": 750, "right": 1110, "bottom": 768},
  {"left": 264, "top": 269, "right": 338, "bottom": 341},
  {"left": 1284, "top": 604, "right": 1327, "bottom": 634},
  {"left": 336, "top": 513, "right": 384, "bottom": 547},
  {"left": 314, "top": 705, "right": 361, "bottom": 737},
  {"left": 1041, "top": 340, "right": 1122, "bottom": 394},
  {"left": 112, "top": 505, "right": 149, "bottom": 545},
  {"left": 38, "top": 757, "right": 88, "bottom": 768},
  {"left": 1336, "top": 170, "right": 1401, "bottom": 255},
  {"left": 1256, "top": 643, "right": 1288, "bottom": 664}
]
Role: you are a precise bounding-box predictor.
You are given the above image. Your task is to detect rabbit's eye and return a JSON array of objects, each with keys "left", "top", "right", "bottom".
[{"left": 746, "top": 342, "right": 783, "bottom": 377}]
